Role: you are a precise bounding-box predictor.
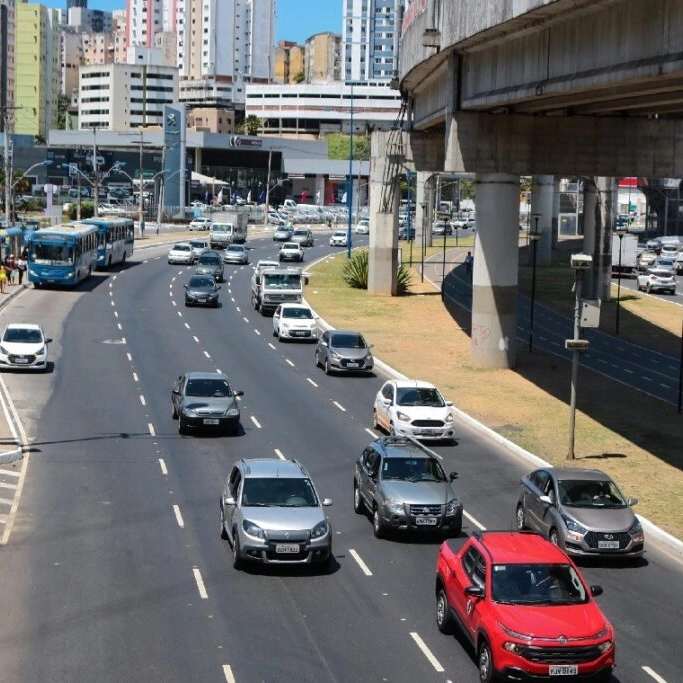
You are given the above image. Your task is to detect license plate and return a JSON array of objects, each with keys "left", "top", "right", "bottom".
[
  {"left": 549, "top": 665, "right": 578, "bottom": 676},
  {"left": 292, "top": 331, "right": 307, "bottom": 336},
  {"left": 598, "top": 540, "right": 620, "bottom": 549},
  {"left": 275, "top": 543, "right": 299, "bottom": 554},
  {"left": 346, "top": 362, "right": 359, "bottom": 368},
  {"left": 415, "top": 429, "right": 434, "bottom": 436},
  {"left": 14, "top": 358, "right": 29, "bottom": 364},
  {"left": 415, "top": 517, "right": 437, "bottom": 526},
  {"left": 203, "top": 418, "right": 220, "bottom": 425},
  {"left": 197, "top": 298, "right": 206, "bottom": 303}
]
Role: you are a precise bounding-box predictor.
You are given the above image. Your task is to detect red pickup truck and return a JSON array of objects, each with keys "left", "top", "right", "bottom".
[{"left": 435, "top": 531, "right": 615, "bottom": 682}]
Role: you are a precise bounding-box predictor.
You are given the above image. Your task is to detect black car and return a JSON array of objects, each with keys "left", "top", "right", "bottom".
[
  {"left": 184, "top": 275, "right": 221, "bottom": 307},
  {"left": 398, "top": 225, "right": 416, "bottom": 240},
  {"left": 195, "top": 251, "right": 225, "bottom": 282}
]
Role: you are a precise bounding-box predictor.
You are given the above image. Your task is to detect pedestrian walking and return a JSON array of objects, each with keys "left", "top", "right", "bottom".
[
  {"left": 464, "top": 251, "right": 473, "bottom": 277},
  {"left": 6, "top": 254, "right": 16, "bottom": 285},
  {"left": 0, "top": 262, "right": 7, "bottom": 294},
  {"left": 17, "top": 254, "right": 27, "bottom": 285}
]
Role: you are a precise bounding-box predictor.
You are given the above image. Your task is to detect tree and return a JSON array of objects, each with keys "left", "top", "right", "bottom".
[
  {"left": 326, "top": 133, "right": 370, "bottom": 161},
  {"left": 56, "top": 93, "right": 70, "bottom": 130},
  {"left": 238, "top": 115, "right": 263, "bottom": 136},
  {"left": 293, "top": 72, "right": 305, "bottom": 84}
]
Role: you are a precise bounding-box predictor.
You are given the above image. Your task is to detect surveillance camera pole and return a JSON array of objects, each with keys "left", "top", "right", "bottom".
[{"left": 567, "top": 264, "right": 588, "bottom": 460}]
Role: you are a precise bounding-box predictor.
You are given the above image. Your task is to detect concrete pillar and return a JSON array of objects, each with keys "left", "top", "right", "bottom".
[
  {"left": 471, "top": 173, "right": 520, "bottom": 368},
  {"left": 314, "top": 176, "right": 325, "bottom": 205},
  {"left": 583, "top": 181, "right": 598, "bottom": 298},
  {"left": 552, "top": 178, "right": 561, "bottom": 250},
  {"left": 415, "top": 171, "right": 434, "bottom": 248},
  {"left": 530, "top": 175, "right": 554, "bottom": 266},
  {"left": 582, "top": 177, "right": 616, "bottom": 302}
]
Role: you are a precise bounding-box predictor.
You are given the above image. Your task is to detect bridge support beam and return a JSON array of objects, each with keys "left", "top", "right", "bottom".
[
  {"left": 415, "top": 171, "right": 433, "bottom": 248},
  {"left": 583, "top": 177, "right": 616, "bottom": 302},
  {"left": 530, "top": 176, "right": 555, "bottom": 266},
  {"left": 472, "top": 173, "right": 520, "bottom": 368}
]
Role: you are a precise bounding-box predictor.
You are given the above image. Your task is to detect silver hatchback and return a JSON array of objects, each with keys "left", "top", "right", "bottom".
[
  {"left": 315, "top": 329, "right": 374, "bottom": 375},
  {"left": 515, "top": 467, "right": 644, "bottom": 559},
  {"left": 220, "top": 459, "right": 333, "bottom": 570}
]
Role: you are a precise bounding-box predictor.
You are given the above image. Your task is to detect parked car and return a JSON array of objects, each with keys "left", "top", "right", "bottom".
[
  {"left": 172, "top": 371, "right": 243, "bottom": 435},
  {"left": 219, "top": 458, "right": 333, "bottom": 569},
  {"left": 354, "top": 219, "right": 370, "bottom": 234},
  {"left": 354, "top": 435, "right": 462, "bottom": 538},
  {"left": 329, "top": 230, "right": 348, "bottom": 247},
  {"left": 273, "top": 225, "right": 294, "bottom": 242},
  {"left": 222, "top": 243, "right": 249, "bottom": 265},
  {"left": 0, "top": 323, "right": 52, "bottom": 372},
  {"left": 373, "top": 379, "right": 455, "bottom": 442},
  {"left": 188, "top": 239, "right": 210, "bottom": 262},
  {"left": 398, "top": 225, "right": 416, "bottom": 240},
  {"left": 184, "top": 275, "right": 221, "bottom": 307},
  {"left": 272, "top": 303, "right": 318, "bottom": 341},
  {"left": 279, "top": 241, "right": 305, "bottom": 262},
  {"left": 432, "top": 220, "right": 453, "bottom": 236},
  {"left": 515, "top": 467, "right": 644, "bottom": 559},
  {"left": 188, "top": 217, "right": 213, "bottom": 231},
  {"left": 636, "top": 267, "right": 677, "bottom": 294},
  {"left": 268, "top": 212, "right": 286, "bottom": 226},
  {"left": 291, "top": 228, "right": 314, "bottom": 246},
  {"left": 436, "top": 531, "right": 615, "bottom": 682},
  {"left": 195, "top": 250, "right": 225, "bottom": 282},
  {"left": 315, "top": 329, "right": 374, "bottom": 375},
  {"left": 167, "top": 242, "right": 194, "bottom": 265}
]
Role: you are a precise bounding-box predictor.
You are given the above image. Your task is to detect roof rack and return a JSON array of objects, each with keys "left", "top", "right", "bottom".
[{"left": 378, "top": 433, "right": 443, "bottom": 461}]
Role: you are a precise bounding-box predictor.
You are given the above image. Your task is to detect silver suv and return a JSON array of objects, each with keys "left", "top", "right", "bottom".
[
  {"left": 353, "top": 436, "right": 462, "bottom": 538},
  {"left": 220, "top": 459, "right": 333, "bottom": 570}
]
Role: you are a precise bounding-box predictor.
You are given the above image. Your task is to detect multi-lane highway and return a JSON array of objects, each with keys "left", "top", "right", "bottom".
[{"left": 0, "top": 233, "right": 680, "bottom": 682}]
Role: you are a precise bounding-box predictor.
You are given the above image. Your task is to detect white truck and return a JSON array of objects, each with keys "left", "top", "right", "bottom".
[
  {"left": 209, "top": 211, "right": 248, "bottom": 249},
  {"left": 250, "top": 262, "right": 306, "bottom": 316},
  {"left": 611, "top": 232, "right": 638, "bottom": 276}
]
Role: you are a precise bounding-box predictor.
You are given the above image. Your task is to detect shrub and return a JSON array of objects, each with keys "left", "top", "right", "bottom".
[{"left": 342, "top": 249, "right": 412, "bottom": 294}]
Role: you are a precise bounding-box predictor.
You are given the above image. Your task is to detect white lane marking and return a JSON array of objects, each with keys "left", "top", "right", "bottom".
[
  {"left": 148, "top": 423, "right": 155, "bottom": 437},
  {"left": 642, "top": 666, "right": 668, "bottom": 683},
  {"left": 223, "top": 665, "right": 236, "bottom": 683},
  {"left": 332, "top": 401, "right": 346, "bottom": 412},
  {"left": 159, "top": 458, "right": 168, "bottom": 475},
  {"left": 126, "top": 353, "right": 132, "bottom": 361},
  {"left": 349, "top": 549, "right": 372, "bottom": 576},
  {"left": 410, "top": 632, "right": 444, "bottom": 672},
  {"left": 464, "top": 510, "right": 486, "bottom": 530},
  {"left": 643, "top": 376, "right": 652, "bottom": 382},
  {"left": 173, "top": 505, "right": 185, "bottom": 528},
  {"left": 178, "top": 311, "right": 182, "bottom": 317},
  {"left": 236, "top": 306, "right": 241, "bottom": 313},
  {"left": 0, "top": 469, "right": 20, "bottom": 478},
  {"left": 0, "top": 482, "right": 17, "bottom": 490},
  {"left": 231, "top": 297, "right": 235, "bottom": 303},
  {"left": 117, "top": 323, "right": 123, "bottom": 331},
  {"left": 365, "top": 427, "right": 378, "bottom": 438},
  {"left": 132, "top": 372, "right": 139, "bottom": 382},
  {"left": 192, "top": 567, "right": 208, "bottom": 599},
  {"left": 285, "top": 358, "right": 294, "bottom": 366},
  {"left": 255, "top": 329, "right": 261, "bottom": 336},
  {"left": 114, "top": 311, "right": 118, "bottom": 318},
  {"left": 193, "top": 336, "right": 200, "bottom": 343},
  {"left": 306, "top": 377, "right": 318, "bottom": 387},
  {"left": 140, "top": 395, "right": 146, "bottom": 406},
  {"left": 121, "top": 337, "right": 127, "bottom": 344},
  {"left": 274, "top": 448, "right": 286, "bottom": 461},
  {"left": 216, "top": 368, "right": 222, "bottom": 374},
  {"left": 184, "top": 323, "right": 191, "bottom": 329},
  {"left": 250, "top": 416, "right": 262, "bottom": 429},
  {"left": 172, "top": 300, "right": 176, "bottom": 307},
  {"left": 203, "top": 351, "right": 211, "bottom": 359},
  {"left": 243, "top": 317, "right": 249, "bottom": 323},
  {"left": 268, "top": 343, "right": 276, "bottom": 350}
]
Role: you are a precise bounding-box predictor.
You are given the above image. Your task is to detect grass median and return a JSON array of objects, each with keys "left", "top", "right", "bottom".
[{"left": 305, "top": 238, "right": 683, "bottom": 542}]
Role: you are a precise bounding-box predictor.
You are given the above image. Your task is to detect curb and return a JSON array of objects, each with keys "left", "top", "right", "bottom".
[{"left": 0, "top": 447, "right": 22, "bottom": 465}]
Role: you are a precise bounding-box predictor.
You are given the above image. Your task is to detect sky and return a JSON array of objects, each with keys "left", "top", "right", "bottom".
[{"left": 42, "top": 1, "right": 342, "bottom": 44}]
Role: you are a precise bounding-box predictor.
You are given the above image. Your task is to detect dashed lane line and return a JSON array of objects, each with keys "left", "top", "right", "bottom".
[
  {"left": 332, "top": 401, "right": 346, "bottom": 412},
  {"left": 139, "top": 395, "right": 146, "bottom": 406},
  {"left": 285, "top": 359, "right": 294, "bottom": 367},
  {"left": 464, "top": 510, "right": 486, "bottom": 530},
  {"left": 223, "top": 665, "right": 236, "bottom": 683},
  {"left": 173, "top": 505, "right": 185, "bottom": 529},
  {"left": 349, "top": 549, "right": 372, "bottom": 576},
  {"left": 250, "top": 416, "right": 262, "bottom": 429},
  {"left": 306, "top": 378, "right": 318, "bottom": 387},
  {"left": 643, "top": 666, "right": 668, "bottom": 683},
  {"left": 274, "top": 448, "right": 286, "bottom": 461},
  {"left": 159, "top": 459, "right": 168, "bottom": 475},
  {"left": 192, "top": 567, "right": 208, "bottom": 599},
  {"left": 148, "top": 423, "right": 156, "bottom": 437},
  {"left": 410, "top": 632, "right": 444, "bottom": 673}
]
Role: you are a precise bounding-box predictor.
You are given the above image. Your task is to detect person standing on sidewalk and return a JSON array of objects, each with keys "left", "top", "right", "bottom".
[
  {"left": 0, "top": 261, "right": 7, "bottom": 294},
  {"left": 464, "top": 251, "right": 473, "bottom": 277},
  {"left": 16, "top": 254, "right": 27, "bottom": 285}
]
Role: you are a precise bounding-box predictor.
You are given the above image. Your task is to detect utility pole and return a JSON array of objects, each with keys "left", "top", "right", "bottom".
[
  {"left": 3, "top": 108, "right": 14, "bottom": 228},
  {"left": 138, "top": 129, "right": 145, "bottom": 237},
  {"left": 92, "top": 129, "right": 99, "bottom": 217}
]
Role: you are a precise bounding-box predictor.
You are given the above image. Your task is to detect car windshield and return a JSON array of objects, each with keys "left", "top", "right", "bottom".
[
  {"left": 3, "top": 328, "right": 43, "bottom": 343},
  {"left": 241, "top": 477, "right": 319, "bottom": 507},
  {"left": 491, "top": 563, "right": 588, "bottom": 606},
  {"left": 331, "top": 333, "right": 366, "bottom": 349},
  {"left": 228, "top": 245, "right": 244, "bottom": 252},
  {"left": 293, "top": 230, "right": 308, "bottom": 237},
  {"left": 173, "top": 244, "right": 191, "bottom": 252},
  {"left": 188, "top": 276, "right": 215, "bottom": 288},
  {"left": 333, "top": 231, "right": 346, "bottom": 238},
  {"left": 396, "top": 387, "right": 446, "bottom": 407},
  {"left": 381, "top": 457, "right": 447, "bottom": 482},
  {"left": 262, "top": 273, "right": 301, "bottom": 289},
  {"left": 282, "top": 243, "right": 298, "bottom": 249},
  {"left": 198, "top": 255, "right": 221, "bottom": 265},
  {"left": 282, "top": 307, "right": 313, "bottom": 319},
  {"left": 185, "top": 378, "right": 232, "bottom": 397},
  {"left": 190, "top": 241, "right": 206, "bottom": 248},
  {"left": 557, "top": 479, "right": 627, "bottom": 508}
]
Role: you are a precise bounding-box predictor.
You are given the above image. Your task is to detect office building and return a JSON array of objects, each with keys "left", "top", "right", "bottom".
[{"left": 305, "top": 32, "right": 341, "bottom": 84}]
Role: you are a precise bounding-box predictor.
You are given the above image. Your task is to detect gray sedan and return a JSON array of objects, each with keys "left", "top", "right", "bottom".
[
  {"left": 515, "top": 467, "right": 644, "bottom": 559},
  {"left": 172, "top": 371, "right": 243, "bottom": 435},
  {"left": 223, "top": 244, "right": 249, "bottom": 265},
  {"left": 315, "top": 329, "right": 374, "bottom": 375}
]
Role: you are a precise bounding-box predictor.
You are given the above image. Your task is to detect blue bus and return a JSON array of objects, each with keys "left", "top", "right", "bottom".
[
  {"left": 84, "top": 217, "right": 135, "bottom": 269},
  {"left": 27, "top": 223, "right": 99, "bottom": 287}
]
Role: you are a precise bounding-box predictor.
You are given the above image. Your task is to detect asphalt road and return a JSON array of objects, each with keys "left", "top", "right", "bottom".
[{"left": 0, "top": 234, "right": 680, "bottom": 682}]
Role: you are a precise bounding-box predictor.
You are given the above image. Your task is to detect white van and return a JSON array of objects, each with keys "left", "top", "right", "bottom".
[{"left": 209, "top": 219, "right": 247, "bottom": 249}]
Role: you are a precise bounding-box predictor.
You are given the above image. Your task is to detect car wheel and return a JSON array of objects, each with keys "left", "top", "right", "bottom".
[
  {"left": 372, "top": 505, "right": 385, "bottom": 539},
  {"left": 353, "top": 482, "right": 365, "bottom": 514},
  {"left": 315, "top": 352, "right": 322, "bottom": 368},
  {"left": 515, "top": 504, "right": 526, "bottom": 531},
  {"left": 324, "top": 358, "right": 332, "bottom": 375},
  {"left": 646, "top": 283, "right": 652, "bottom": 293},
  {"left": 220, "top": 503, "right": 228, "bottom": 540},
  {"left": 372, "top": 409, "right": 380, "bottom": 430},
  {"left": 178, "top": 416, "right": 187, "bottom": 435},
  {"left": 549, "top": 528, "right": 560, "bottom": 547},
  {"left": 478, "top": 639, "right": 496, "bottom": 683},
  {"left": 436, "top": 587, "right": 454, "bottom": 634},
  {"left": 171, "top": 403, "right": 178, "bottom": 420},
  {"left": 272, "top": 326, "right": 277, "bottom": 337},
  {"left": 232, "top": 530, "right": 244, "bottom": 570}
]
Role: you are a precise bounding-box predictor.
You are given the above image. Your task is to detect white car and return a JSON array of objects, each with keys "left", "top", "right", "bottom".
[
  {"left": 279, "top": 242, "right": 305, "bottom": 262},
  {"left": 188, "top": 239, "right": 210, "bottom": 262},
  {"left": 272, "top": 304, "right": 319, "bottom": 342},
  {"left": 373, "top": 379, "right": 455, "bottom": 442},
  {"left": 188, "top": 217, "right": 213, "bottom": 231},
  {"left": 355, "top": 219, "right": 370, "bottom": 234},
  {"left": 636, "top": 267, "right": 677, "bottom": 294},
  {"left": 168, "top": 242, "right": 194, "bottom": 264},
  {"left": 329, "top": 230, "right": 348, "bottom": 247},
  {"left": 0, "top": 323, "right": 52, "bottom": 372}
]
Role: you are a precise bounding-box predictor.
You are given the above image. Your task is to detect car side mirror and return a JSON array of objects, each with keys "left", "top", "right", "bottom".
[
  {"left": 183, "top": 284, "right": 188, "bottom": 289},
  {"left": 590, "top": 585, "right": 603, "bottom": 597},
  {"left": 449, "top": 472, "right": 458, "bottom": 481},
  {"left": 465, "top": 585, "right": 484, "bottom": 598},
  {"left": 627, "top": 497, "right": 638, "bottom": 506},
  {"left": 304, "top": 275, "right": 309, "bottom": 284},
  {"left": 322, "top": 498, "right": 333, "bottom": 506},
  {"left": 172, "top": 388, "right": 180, "bottom": 395},
  {"left": 44, "top": 337, "right": 53, "bottom": 344},
  {"left": 234, "top": 390, "right": 244, "bottom": 398},
  {"left": 382, "top": 398, "right": 391, "bottom": 406},
  {"left": 217, "top": 285, "right": 221, "bottom": 290},
  {"left": 445, "top": 400, "right": 453, "bottom": 407},
  {"left": 539, "top": 495, "right": 553, "bottom": 506},
  {"left": 320, "top": 340, "right": 328, "bottom": 347},
  {"left": 273, "top": 312, "right": 279, "bottom": 318},
  {"left": 223, "top": 495, "right": 236, "bottom": 506}
]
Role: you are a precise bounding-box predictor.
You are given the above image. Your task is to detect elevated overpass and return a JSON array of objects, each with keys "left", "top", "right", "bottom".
[{"left": 370, "top": 0, "right": 683, "bottom": 367}]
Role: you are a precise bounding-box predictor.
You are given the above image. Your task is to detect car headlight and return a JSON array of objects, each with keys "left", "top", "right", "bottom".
[
  {"left": 0, "top": 345, "right": 8, "bottom": 354},
  {"left": 242, "top": 519, "right": 266, "bottom": 539},
  {"left": 597, "top": 640, "right": 614, "bottom": 654},
  {"left": 364, "top": 353, "right": 373, "bottom": 363},
  {"left": 444, "top": 413, "right": 454, "bottom": 424},
  {"left": 561, "top": 514, "right": 587, "bottom": 541},
  {"left": 225, "top": 408, "right": 239, "bottom": 417},
  {"left": 330, "top": 351, "right": 342, "bottom": 361},
  {"left": 499, "top": 623, "right": 533, "bottom": 642},
  {"left": 628, "top": 518, "right": 644, "bottom": 543},
  {"left": 36, "top": 346, "right": 46, "bottom": 356},
  {"left": 311, "top": 520, "right": 329, "bottom": 539},
  {"left": 446, "top": 498, "right": 461, "bottom": 516},
  {"left": 395, "top": 411, "right": 412, "bottom": 422},
  {"left": 384, "top": 498, "right": 404, "bottom": 515}
]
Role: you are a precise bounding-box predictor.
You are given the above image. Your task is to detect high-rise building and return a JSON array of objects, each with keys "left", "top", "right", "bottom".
[
  {"left": 343, "top": 0, "right": 401, "bottom": 84},
  {"left": 0, "top": 0, "right": 16, "bottom": 131},
  {"left": 273, "top": 40, "right": 304, "bottom": 85},
  {"left": 305, "top": 32, "right": 341, "bottom": 84},
  {"left": 126, "top": 0, "right": 274, "bottom": 107},
  {"left": 67, "top": 0, "right": 88, "bottom": 9}
]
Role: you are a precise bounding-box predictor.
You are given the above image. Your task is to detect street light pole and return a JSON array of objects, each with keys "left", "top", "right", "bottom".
[
  {"left": 6, "top": 160, "right": 53, "bottom": 227},
  {"left": 138, "top": 130, "right": 145, "bottom": 237},
  {"left": 346, "top": 81, "right": 354, "bottom": 259},
  {"left": 92, "top": 129, "right": 99, "bottom": 217},
  {"left": 3, "top": 123, "right": 12, "bottom": 227},
  {"left": 528, "top": 214, "right": 541, "bottom": 352},
  {"left": 615, "top": 231, "right": 625, "bottom": 335}
]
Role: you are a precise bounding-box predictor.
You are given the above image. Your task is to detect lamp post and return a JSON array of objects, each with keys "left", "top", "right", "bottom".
[
  {"left": 406, "top": 170, "right": 414, "bottom": 265},
  {"left": 615, "top": 229, "right": 626, "bottom": 336},
  {"left": 346, "top": 80, "right": 354, "bottom": 259},
  {"left": 567, "top": 253, "right": 593, "bottom": 460},
  {"left": 155, "top": 168, "right": 182, "bottom": 234},
  {"left": 6, "top": 160, "right": 53, "bottom": 227},
  {"left": 528, "top": 214, "right": 541, "bottom": 352}
]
